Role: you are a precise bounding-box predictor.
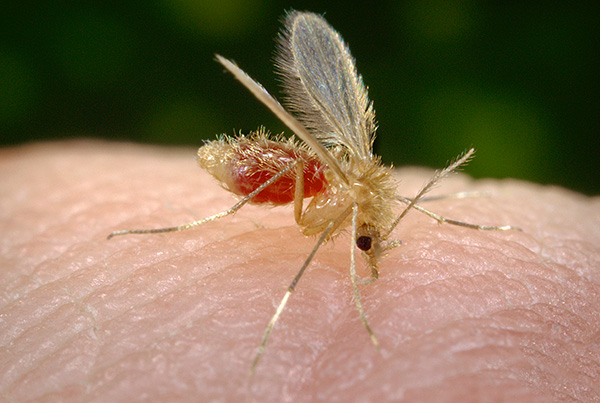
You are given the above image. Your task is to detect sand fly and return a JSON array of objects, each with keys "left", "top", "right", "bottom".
[{"left": 108, "top": 11, "right": 520, "bottom": 372}]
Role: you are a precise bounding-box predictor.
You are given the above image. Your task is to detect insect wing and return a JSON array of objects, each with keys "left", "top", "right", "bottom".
[
  {"left": 215, "top": 56, "right": 348, "bottom": 183},
  {"left": 277, "top": 11, "right": 376, "bottom": 161}
]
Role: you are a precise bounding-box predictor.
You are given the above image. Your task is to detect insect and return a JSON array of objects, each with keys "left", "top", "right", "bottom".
[{"left": 108, "top": 11, "right": 519, "bottom": 372}]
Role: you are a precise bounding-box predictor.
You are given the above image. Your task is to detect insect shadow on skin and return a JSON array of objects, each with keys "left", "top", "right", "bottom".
[{"left": 108, "top": 10, "right": 521, "bottom": 373}]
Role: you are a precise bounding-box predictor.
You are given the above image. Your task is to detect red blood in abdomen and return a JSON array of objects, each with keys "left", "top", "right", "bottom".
[{"left": 228, "top": 142, "right": 327, "bottom": 204}]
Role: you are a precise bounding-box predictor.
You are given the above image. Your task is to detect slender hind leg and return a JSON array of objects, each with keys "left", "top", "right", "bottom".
[
  {"left": 107, "top": 160, "right": 299, "bottom": 239},
  {"left": 251, "top": 221, "right": 334, "bottom": 373},
  {"left": 251, "top": 203, "right": 354, "bottom": 373}
]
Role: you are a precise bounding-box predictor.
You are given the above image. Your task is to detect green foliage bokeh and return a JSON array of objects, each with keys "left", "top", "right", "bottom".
[{"left": 1, "top": 1, "right": 598, "bottom": 194}]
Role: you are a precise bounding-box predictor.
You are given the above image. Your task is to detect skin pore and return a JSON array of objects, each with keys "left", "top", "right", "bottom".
[{"left": 1, "top": 140, "right": 599, "bottom": 401}]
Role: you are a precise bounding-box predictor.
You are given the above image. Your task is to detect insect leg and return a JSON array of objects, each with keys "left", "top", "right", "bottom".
[
  {"left": 395, "top": 195, "right": 521, "bottom": 231},
  {"left": 251, "top": 203, "right": 354, "bottom": 372},
  {"left": 251, "top": 220, "right": 335, "bottom": 373},
  {"left": 107, "top": 160, "right": 299, "bottom": 239},
  {"left": 293, "top": 159, "right": 305, "bottom": 224},
  {"left": 419, "top": 190, "right": 489, "bottom": 202},
  {"left": 350, "top": 202, "right": 379, "bottom": 350}
]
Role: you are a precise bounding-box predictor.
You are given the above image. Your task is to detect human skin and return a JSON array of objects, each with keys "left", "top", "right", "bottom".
[{"left": 1, "top": 140, "right": 599, "bottom": 402}]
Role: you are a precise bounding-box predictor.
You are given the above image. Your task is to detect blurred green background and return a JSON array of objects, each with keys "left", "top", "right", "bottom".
[{"left": 1, "top": 1, "right": 598, "bottom": 194}]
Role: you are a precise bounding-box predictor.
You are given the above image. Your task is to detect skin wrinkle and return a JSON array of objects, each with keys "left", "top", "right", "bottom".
[{"left": 1, "top": 140, "right": 599, "bottom": 401}]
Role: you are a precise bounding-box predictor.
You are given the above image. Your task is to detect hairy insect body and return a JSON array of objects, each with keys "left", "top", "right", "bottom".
[
  {"left": 109, "top": 11, "right": 519, "bottom": 372},
  {"left": 302, "top": 158, "right": 397, "bottom": 248},
  {"left": 198, "top": 129, "right": 397, "bottom": 262},
  {"left": 198, "top": 130, "right": 327, "bottom": 204}
]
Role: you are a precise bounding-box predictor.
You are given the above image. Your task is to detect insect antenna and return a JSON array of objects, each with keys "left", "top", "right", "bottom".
[
  {"left": 384, "top": 148, "right": 476, "bottom": 239},
  {"left": 384, "top": 148, "right": 521, "bottom": 239}
]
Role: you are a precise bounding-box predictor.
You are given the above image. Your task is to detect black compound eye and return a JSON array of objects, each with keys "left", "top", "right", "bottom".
[{"left": 356, "top": 236, "right": 372, "bottom": 251}]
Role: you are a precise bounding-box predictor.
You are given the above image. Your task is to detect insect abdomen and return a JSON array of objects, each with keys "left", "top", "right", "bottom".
[{"left": 198, "top": 132, "right": 327, "bottom": 205}]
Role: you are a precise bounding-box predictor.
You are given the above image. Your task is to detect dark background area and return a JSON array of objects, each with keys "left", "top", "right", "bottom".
[{"left": 1, "top": 1, "right": 598, "bottom": 194}]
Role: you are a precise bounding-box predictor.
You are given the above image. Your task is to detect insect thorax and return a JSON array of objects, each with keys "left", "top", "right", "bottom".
[{"left": 300, "top": 158, "right": 398, "bottom": 240}]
